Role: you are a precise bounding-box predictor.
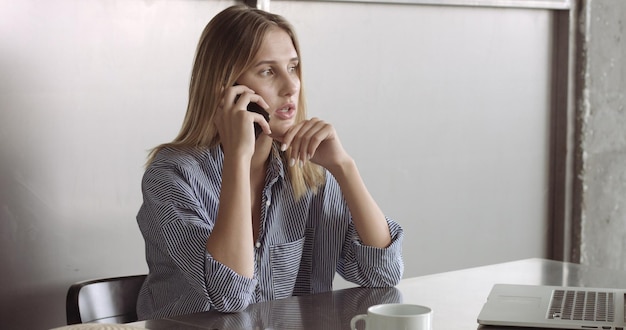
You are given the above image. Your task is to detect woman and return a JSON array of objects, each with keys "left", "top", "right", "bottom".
[{"left": 136, "top": 5, "right": 404, "bottom": 320}]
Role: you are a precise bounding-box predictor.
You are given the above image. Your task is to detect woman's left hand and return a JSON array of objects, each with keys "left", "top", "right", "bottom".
[{"left": 279, "top": 117, "right": 351, "bottom": 173}]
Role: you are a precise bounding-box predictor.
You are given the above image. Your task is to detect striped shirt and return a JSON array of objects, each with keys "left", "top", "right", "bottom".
[{"left": 136, "top": 144, "right": 404, "bottom": 320}]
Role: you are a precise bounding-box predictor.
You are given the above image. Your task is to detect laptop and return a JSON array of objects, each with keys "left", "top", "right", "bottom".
[{"left": 477, "top": 283, "right": 626, "bottom": 329}]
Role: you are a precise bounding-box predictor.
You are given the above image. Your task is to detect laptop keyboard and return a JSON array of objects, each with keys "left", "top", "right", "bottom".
[{"left": 547, "top": 289, "right": 615, "bottom": 322}]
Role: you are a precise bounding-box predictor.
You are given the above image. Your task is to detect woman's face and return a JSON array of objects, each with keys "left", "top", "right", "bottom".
[{"left": 237, "top": 27, "right": 301, "bottom": 140}]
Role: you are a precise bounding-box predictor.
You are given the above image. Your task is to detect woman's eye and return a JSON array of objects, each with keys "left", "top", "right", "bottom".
[{"left": 260, "top": 68, "right": 273, "bottom": 76}]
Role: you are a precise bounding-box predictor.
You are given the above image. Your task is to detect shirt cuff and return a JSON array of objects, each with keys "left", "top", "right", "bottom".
[
  {"left": 351, "top": 219, "right": 404, "bottom": 285},
  {"left": 205, "top": 253, "right": 258, "bottom": 312}
]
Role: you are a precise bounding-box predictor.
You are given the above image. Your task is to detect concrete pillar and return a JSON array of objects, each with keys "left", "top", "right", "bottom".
[{"left": 575, "top": 0, "right": 626, "bottom": 269}]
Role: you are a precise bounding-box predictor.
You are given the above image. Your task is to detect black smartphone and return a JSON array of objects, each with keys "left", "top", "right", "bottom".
[
  {"left": 233, "top": 84, "right": 270, "bottom": 139},
  {"left": 247, "top": 102, "right": 270, "bottom": 139}
]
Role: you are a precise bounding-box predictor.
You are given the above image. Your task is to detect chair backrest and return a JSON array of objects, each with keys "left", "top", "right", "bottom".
[{"left": 66, "top": 274, "right": 147, "bottom": 325}]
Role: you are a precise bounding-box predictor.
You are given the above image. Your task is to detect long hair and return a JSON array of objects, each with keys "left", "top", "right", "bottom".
[{"left": 147, "top": 5, "right": 324, "bottom": 199}]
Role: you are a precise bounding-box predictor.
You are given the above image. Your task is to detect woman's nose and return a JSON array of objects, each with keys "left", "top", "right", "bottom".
[{"left": 281, "top": 74, "right": 299, "bottom": 96}]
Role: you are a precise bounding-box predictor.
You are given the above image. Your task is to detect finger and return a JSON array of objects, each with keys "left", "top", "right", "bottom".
[
  {"left": 232, "top": 92, "right": 270, "bottom": 115},
  {"left": 301, "top": 119, "right": 330, "bottom": 161},
  {"left": 289, "top": 119, "right": 321, "bottom": 166},
  {"left": 225, "top": 85, "right": 255, "bottom": 110},
  {"left": 295, "top": 118, "right": 328, "bottom": 162},
  {"left": 280, "top": 120, "right": 302, "bottom": 148},
  {"left": 249, "top": 111, "right": 272, "bottom": 136},
  {"left": 248, "top": 94, "right": 270, "bottom": 111},
  {"left": 280, "top": 121, "right": 306, "bottom": 165}
]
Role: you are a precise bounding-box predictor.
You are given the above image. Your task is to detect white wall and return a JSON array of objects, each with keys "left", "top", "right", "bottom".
[
  {"left": 272, "top": 0, "right": 552, "bottom": 281},
  {"left": 0, "top": 0, "right": 552, "bottom": 328}
]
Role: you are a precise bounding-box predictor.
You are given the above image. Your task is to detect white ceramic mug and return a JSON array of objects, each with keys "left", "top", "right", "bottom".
[{"left": 350, "top": 303, "right": 432, "bottom": 330}]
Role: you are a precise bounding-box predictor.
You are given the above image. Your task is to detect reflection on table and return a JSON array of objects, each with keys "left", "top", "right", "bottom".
[
  {"left": 164, "top": 286, "right": 400, "bottom": 329},
  {"left": 129, "top": 258, "right": 626, "bottom": 329}
]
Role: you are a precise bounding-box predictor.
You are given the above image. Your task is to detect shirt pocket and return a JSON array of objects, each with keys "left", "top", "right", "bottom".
[{"left": 269, "top": 236, "right": 305, "bottom": 298}]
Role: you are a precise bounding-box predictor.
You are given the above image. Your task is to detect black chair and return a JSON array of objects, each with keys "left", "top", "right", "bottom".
[{"left": 66, "top": 275, "right": 147, "bottom": 325}]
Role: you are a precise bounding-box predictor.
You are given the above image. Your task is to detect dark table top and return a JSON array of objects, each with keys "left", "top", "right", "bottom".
[{"left": 129, "top": 258, "right": 626, "bottom": 329}]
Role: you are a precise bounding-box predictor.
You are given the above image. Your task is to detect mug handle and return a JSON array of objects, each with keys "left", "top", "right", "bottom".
[{"left": 350, "top": 314, "right": 368, "bottom": 330}]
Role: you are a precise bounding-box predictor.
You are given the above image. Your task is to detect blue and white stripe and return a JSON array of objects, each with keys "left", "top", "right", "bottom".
[{"left": 136, "top": 144, "right": 404, "bottom": 320}]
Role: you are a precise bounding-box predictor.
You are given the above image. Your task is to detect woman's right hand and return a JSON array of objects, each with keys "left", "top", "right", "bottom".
[
  {"left": 214, "top": 85, "right": 271, "bottom": 159},
  {"left": 208, "top": 85, "right": 270, "bottom": 279}
]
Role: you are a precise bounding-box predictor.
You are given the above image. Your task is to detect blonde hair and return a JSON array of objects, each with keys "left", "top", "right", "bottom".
[{"left": 147, "top": 5, "right": 324, "bottom": 199}]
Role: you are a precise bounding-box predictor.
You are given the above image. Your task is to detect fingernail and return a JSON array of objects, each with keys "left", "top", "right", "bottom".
[
  {"left": 289, "top": 158, "right": 296, "bottom": 167},
  {"left": 298, "top": 160, "right": 303, "bottom": 168},
  {"left": 281, "top": 144, "right": 288, "bottom": 152}
]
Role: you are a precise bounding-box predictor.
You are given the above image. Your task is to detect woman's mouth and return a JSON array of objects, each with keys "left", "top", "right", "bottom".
[{"left": 272, "top": 103, "right": 296, "bottom": 120}]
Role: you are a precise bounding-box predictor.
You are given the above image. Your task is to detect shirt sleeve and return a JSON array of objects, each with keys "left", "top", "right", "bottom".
[
  {"left": 318, "top": 173, "right": 404, "bottom": 287},
  {"left": 139, "top": 159, "right": 257, "bottom": 313},
  {"left": 338, "top": 217, "right": 404, "bottom": 287}
]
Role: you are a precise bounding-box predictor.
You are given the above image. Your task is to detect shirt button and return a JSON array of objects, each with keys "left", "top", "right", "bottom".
[
  {"left": 255, "top": 241, "right": 261, "bottom": 248},
  {"left": 265, "top": 200, "right": 271, "bottom": 207}
]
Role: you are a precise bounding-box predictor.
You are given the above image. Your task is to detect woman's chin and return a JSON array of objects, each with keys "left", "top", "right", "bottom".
[
  {"left": 269, "top": 133, "right": 285, "bottom": 143},
  {"left": 268, "top": 125, "right": 292, "bottom": 142}
]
